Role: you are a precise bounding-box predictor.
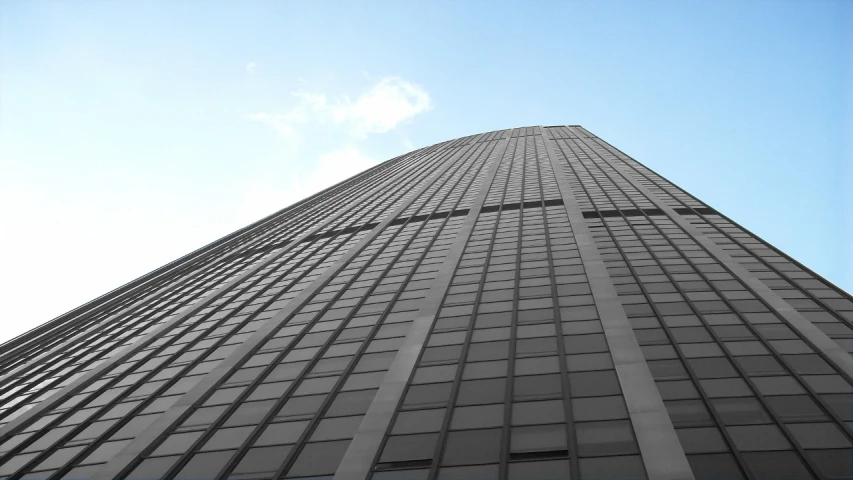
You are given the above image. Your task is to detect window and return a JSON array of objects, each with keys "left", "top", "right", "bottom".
[
  {"left": 514, "top": 374, "right": 561, "bottom": 400},
  {"left": 510, "top": 424, "right": 567, "bottom": 454},
  {"left": 404, "top": 383, "right": 452, "bottom": 408},
  {"left": 740, "top": 451, "right": 810, "bottom": 480},
  {"left": 516, "top": 337, "right": 558, "bottom": 356},
  {"left": 230, "top": 445, "right": 290, "bottom": 476},
  {"left": 412, "top": 364, "right": 458, "bottom": 384},
  {"left": 572, "top": 396, "right": 628, "bottom": 422},
  {"left": 786, "top": 423, "right": 851, "bottom": 449},
  {"left": 311, "top": 415, "right": 363, "bottom": 441},
  {"left": 126, "top": 456, "right": 178, "bottom": 480},
  {"left": 466, "top": 341, "right": 509, "bottom": 362},
  {"left": 224, "top": 400, "right": 277, "bottom": 426},
  {"left": 806, "top": 450, "right": 853, "bottom": 480},
  {"left": 699, "top": 378, "right": 752, "bottom": 398},
  {"left": 751, "top": 376, "right": 806, "bottom": 396},
  {"left": 726, "top": 425, "right": 792, "bottom": 451},
  {"left": 686, "top": 453, "right": 744, "bottom": 480},
  {"left": 675, "top": 427, "right": 728, "bottom": 453},
  {"left": 508, "top": 460, "right": 570, "bottom": 480},
  {"left": 784, "top": 354, "right": 833, "bottom": 375},
  {"left": 182, "top": 405, "right": 227, "bottom": 428},
  {"left": 564, "top": 334, "right": 608, "bottom": 354},
  {"left": 512, "top": 400, "right": 565, "bottom": 425},
  {"left": 451, "top": 404, "right": 504, "bottom": 430},
  {"left": 568, "top": 371, "right": 621, "bottom": 397},
  {"left": 459, "top": 378, "right": 510, "bottom": 406},
  {"left": 688, "top": 357, "right": 737, "bottom": 379},
  {"left": 79, "top": 440, "right": 131, "bottom": 465},
  {"left": 515, "top": 356, "right": 560, "bottom": 376},
  {"left": 287, "top": 440, "right": 351, "bottom": 476},
  {"left": 665, "top": 400, "right": 712, "bottom": 426},
  {"left": 656, "top": 380, "right": 700, "bottom": 400},
  {"left": 436, "top": 464, "right": 498, "bottom": 479},
  {"left": 276, "top": 395, "right": 326, "bottom": 420},
  {"left": 255, "top": 421, "right": 309, "bottom": 446},
  {"left": 575, "top": 420, "right": 638, "bottom": 456},
  {"left": 711, "top": 397, "right": 770, "bottom": 425},
  {"left": 200, "top": 426, "right": 254, "bottom": 451},
  {"left": 735, "top": 356, "right": 785, "bottom": 375},
  {"left": 174, "top": 451, "right": 232, "bottom": 480},
  {"left": 462, "top": 360, "right": 507, "bottom": 380},
  {"left": 579, "top": 455, "right": 646, "bottom": 479},
  {"left": 151, "top": 431, "right": 205, "bottom": 456},
  {"left": 442, "top": 429, "right": 502, "bottom": 465}
]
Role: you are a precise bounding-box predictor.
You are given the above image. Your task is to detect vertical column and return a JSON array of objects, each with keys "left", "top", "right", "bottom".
[
  {"left": 583, "top": 135, "right": 853, "bottom": 380},
  {"left": 539, "top": 127, "right": 695, "bottom": 480},
  {"left": 87, "top": 141, "right": 481, "bottom": 480},
  {"left": 333, "top": 135, "right": 511, "bottom": 480}
]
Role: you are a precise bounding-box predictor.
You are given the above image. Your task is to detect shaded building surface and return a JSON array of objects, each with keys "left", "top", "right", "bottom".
[{"left": 0, "top": 126, "right": 851, "bottom": 480}]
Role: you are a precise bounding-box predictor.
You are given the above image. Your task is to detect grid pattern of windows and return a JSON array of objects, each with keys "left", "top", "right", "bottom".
[{"left": 0, "top": 126, "right": 850, "bottom": 480}]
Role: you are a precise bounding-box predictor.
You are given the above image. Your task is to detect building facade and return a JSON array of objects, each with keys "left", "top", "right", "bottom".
[{"left": 0, "top": 126, "right": 850, "bottom": 480}]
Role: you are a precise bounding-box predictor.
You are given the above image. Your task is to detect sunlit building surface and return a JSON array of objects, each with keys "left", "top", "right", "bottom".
[{"left": 0, "top": 126, "right": 851, "bottom": 480}]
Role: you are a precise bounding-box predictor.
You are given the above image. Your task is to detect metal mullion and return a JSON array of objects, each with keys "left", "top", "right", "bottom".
[
  {"left": 573, "top": 134, "right": 853, "bottom": 381},
  {"left": 588, "top": 134, "right": 851, "bottom": 305},
  {"left": 498, "top": 135, "right": 525, "bottom": 480},
  {"left": 633, "top": 218, "right": 853, "bottom": 437},
  {"left": 562, "top": 144, "right": 754, "bottom": 478},
  {"left": 613, "top": 213, "right": 828, "bottom": 479},
  {"left": 364, "top": 140, "right": 509, "bottom": 480},
  {"left": 8, "top": 237, "right": 342, "bottom": 479},
  {"left": 0, "top": 148, "right": 439, "bottom": 446},
  {"left": 567, "top": 141, "right": 834, "bottom": 478},
  {"left": 40, "top": 233, "right": 359, "bottom": 480},
  {"left": 0, "top": 141, "right": 436, "bottom": 377},
  {"left": 0, "top": 157, "right": 414, "bottom": 398},
  {"left": 157, "top": 225, "right": 404, "bottom": 480},
  {"left": 0, "top": 255, "right": 246, "bottom": 405},
  {"left": 268, "top": 139, "right": 497, "bottom": 480},
  {"left": 598, "top": 217, "right": 765, "bottom": 479},
  {"left": 543, "top": 127, "right": 694, "bottom": 480},
  {"left": 211, "top": 140, "right": 494, "bottom": 480},
  {"left": 688, "top": 215, "right": 853, "bottom": 326},
  {"left": 402, "top": 137, "right": 512, "bottom": 480},
  {"left": 334, "top": 135, "right": 510, "bottom": 480},
  {"left": 639, "top": 214, "right": 853, "bottom": 441},
  {"left": 86, "top": 139, "right": 479, "bottom": 480},
  {"left": 0, "top": 253, "right": 258, "bottom": 427},
  {"left": 532, "top": 134, "right": 581, "bottom": 478}
]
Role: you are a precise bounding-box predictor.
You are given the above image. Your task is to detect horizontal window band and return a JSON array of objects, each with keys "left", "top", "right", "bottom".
[
  {"left": 582, "top": 206, "right": 717, "bottom": 219},
  {"left": 480, "top": 198, "right": 565, "bottom": 214},
  {"left": 230, "top": 209, "right": 471, "bottom": 260}
]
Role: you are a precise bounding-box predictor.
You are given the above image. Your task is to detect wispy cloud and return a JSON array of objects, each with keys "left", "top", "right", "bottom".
[
  {"left": 237, "top": 146, "right": 378, "bottom": 221},
  {"left": 249, "top": 76, "right": 432, "bottom": 140},
  {"left": 246, "top": 61, "right": 257, "bottom": 77}
]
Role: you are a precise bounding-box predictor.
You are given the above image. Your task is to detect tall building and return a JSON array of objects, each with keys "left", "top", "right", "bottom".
[{"left": 0, "top": 126, "right": 850, "bottom": 480}]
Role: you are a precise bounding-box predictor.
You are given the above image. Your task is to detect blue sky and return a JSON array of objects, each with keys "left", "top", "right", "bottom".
[{"left": 1, "top": 0, "right": 850, "bottom": 343}]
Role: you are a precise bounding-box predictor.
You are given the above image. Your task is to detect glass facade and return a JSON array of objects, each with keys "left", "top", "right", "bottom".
[{"left": 0, "top": 126, "right": 850, "bottom": 480}]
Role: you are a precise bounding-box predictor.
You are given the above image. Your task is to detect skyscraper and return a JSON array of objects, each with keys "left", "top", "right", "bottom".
[{"left": 0, "top": 125, "right": 850, "bottom": 480}]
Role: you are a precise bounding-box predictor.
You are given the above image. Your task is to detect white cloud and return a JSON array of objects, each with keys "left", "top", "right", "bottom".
[
  {"left": 248, "top": 76, "right": 431, "bottom": 139},
  {"left": 246, "top": 61, "right": 257, "bottom": 77}
]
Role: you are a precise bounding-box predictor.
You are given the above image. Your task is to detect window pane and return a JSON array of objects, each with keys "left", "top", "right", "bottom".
[
  {"left": 379, "top": 433, "right": 439, "bottom": 464},
  {"left": 287, "top": 440, "right": 351, "bottom": 476},
  {"left": 576, "top": 420, "right": 638, "bottom": 457},
  {"left": 442, "top": 429, "right": 502, "bottom": 466},
  {"left": 451, "top": 404, "right": 504, "bottom": 430},
  {"left": 726, "top": 425, "right": 792, "bottom": 451},
  {"left": 510, "top": 424, "right": 567, "bottom": 454},
  {"left": 741, "top": 451, "right": 811, "bottom": 480}
]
